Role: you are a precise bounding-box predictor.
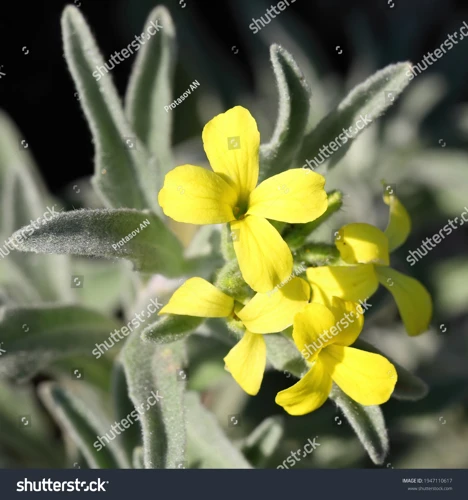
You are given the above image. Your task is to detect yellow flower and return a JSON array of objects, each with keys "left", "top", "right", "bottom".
[
  {"left": 306, "top": 194, "right": 432, "bottom": 336},
  {"left": 276, "top": 300, "right": 397, "bottom": 415},
  {"left": 158, "top": 106, "right": 328, "bottom": 293},
  {"left": 159, "top": 276, "right": 310, "bottom": 395}
]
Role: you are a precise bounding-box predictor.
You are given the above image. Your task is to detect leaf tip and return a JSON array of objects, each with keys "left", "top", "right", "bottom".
[{"left": 147, "top": 5, "right": 176, "bottom": 37}]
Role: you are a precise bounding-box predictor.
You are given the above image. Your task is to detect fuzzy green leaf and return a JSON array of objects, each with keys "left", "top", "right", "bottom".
[
  {"left": 11, "top": 209, "right": 184, "bottom": 276},
  {"left": 298, "top": 62, "right": 412, "bottom": 169},
  {"left": 295, "top": 243, "right": 340, "bottom": 267},
  {"left": 185, "top": 392, "right": 251, "bottom": 469},
  {"left": 241, "top": 416, "right": 285, "bottom": 467},
  {"left": 132, "top": 447, "right": 145, "bottom": 469},
  {"left": 264, "top": 333, "right": 307, "bottom": 378},
  {"left": 220, "top": 224, "right": 237, "bottom": 261},
  {"left": 259, "top": 45, "right": 311, "bottom": 181},
  {"left": 61, "top": 6, "right": 154, "bottom": 212},
  {"left": 215, "top": 259, "right": 252, "bottom": 303},
  {"left": 111, "top": 359, "right": 142, "bottom": 462},
  {"left": 49, "top": 354, "right": 114, "bottom": 394},
  {"left": 0, "top": 381, "right": 62, "bottom": 467},
  {"left": 141, "top": 315, "right": 203, "bottom": 345},
  {"left": 354, "top": 339, "right": 428, "bottom": 401},
  {"left": 39, "top": 381, "right": 130, "bottom": 469},
  {"left": 0, "top": 113, "right": 51, "bottom": 236},
  {"left": 184, "top": 226, "right": 223, "bottom": 280},
  {"left": 0, "top": 259, "right": 43, "bottom": 305},
  {"left": 122, "top": 330, "right": 186, "bottom": 468},
  {"left": 0, "top": 305, "right": 121, "bottom": 381},
  {"left": 0, "top": 112, "right": 73, "bottom": 303},
  {"left": 125, "top": 6, "right": 176, "bottom": 194},
  {"left": 72, "top": 258, "right": 128, "bottom": 315},
  {"left": 329, "top": 384, "right": 389, "bottom": 465}
]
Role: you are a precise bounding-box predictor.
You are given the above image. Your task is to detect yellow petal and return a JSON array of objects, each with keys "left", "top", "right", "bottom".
[
  {"left": 202, "top": 106, "right": 259, "bottom": 203},
  {"left": 247, "top": 169, "right": 328, "bottom": 223},
  {"left": 320, "top": 345, "right": 397, "bottom": 405},
  {"left": 238, "top": 278, "right": 310, "bottom": 334},
  {"left": 292, "top": 302, "right": 338, "bottom": 361},
  {"left": 383, "top": 193, "right": 411, "bottom": 252},
  {"left": 275, "top": 359, "right": 332, "bottom": 415},
  {"left": 336, "top": 223, "right": 390, "bottom": 266},
  {"left": 231, "top": 215, "right": 292, "bottom": 293},
  {"left": 224, "top": 331, "right": 266, "bottom": 396},
  {"left": 376, "top": 266, "right": 432, "bottom": 336},
  {"left": 306, "top": 264, "right": 379, "bottom": 306},
  {"left": 159, "top": 277, "right": 234, "bottom": 318},
  {"left": 328, "top": 297, "right": 364, "bottom": 347},
  {"left": 158, "top": 165, "right": 237, "bottom": 224}
]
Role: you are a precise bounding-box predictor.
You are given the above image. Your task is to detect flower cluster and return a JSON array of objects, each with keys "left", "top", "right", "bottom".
[{"left": 157, "top": 106, "right": 433, "bottom": 415}]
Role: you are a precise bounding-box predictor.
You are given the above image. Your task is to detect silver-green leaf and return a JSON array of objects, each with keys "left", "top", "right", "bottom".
[
  {"left": 241, "top": 416, "right": 285, "bottom": 467},
  {"left": 259, "top": 44, "right": 311, "bottom": 181},
  {"left": 141, "top": 315, "right": 203, "bottom": 345},
  {"left": 125, "top": 6, "right": 176, "bottom": 195},
  {"left": 61, "top": 6, "right": 152, "bottom": 211},
  {"left": 39, "top": 381, "right": 130, "bottom": 469},
  {"left": 0, "top": 112, "right": 73, "bottom": 303},
  {"left": 111, "top": 359, "right": 142, "bottom": 463},
  {"left": 185, "top": 392, "right": 251, "bottom": 469},
  {"left": 329, "top": 384, "right": 389, "bottom": 465},
  {"left": 298, "top": 62, "right": 412, "bottom": 168},
  {"left": 11, "top": 209, "right": 184, "bottom": 276},
  {"left": 122, "top": 331, "right": 186, "bottom": 468},
  {"left": 0, "top": 380, "right": 62, "bottom": 467},
  {"left": 0, "top": 304, "right": 121, "bottom": 381},
  {"left": 264, "top": 333, "right": 307, "bottom": 378},
  {"left": 132, "top": 446, "right": 145, "bottom": 469}
]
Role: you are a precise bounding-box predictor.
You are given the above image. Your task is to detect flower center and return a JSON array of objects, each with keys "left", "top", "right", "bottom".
[{"left": 233, "top": 199, "right": 249, "bottom": 220}]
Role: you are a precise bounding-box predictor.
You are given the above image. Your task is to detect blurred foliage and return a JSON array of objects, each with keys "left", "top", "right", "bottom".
[{"left": 1, "top": 0, "right": 468, "bottom": 469}]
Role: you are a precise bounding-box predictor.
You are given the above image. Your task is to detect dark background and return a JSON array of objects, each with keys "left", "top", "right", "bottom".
[{"left": 0, "top": 0, "right": 467, "bottom": 194}]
